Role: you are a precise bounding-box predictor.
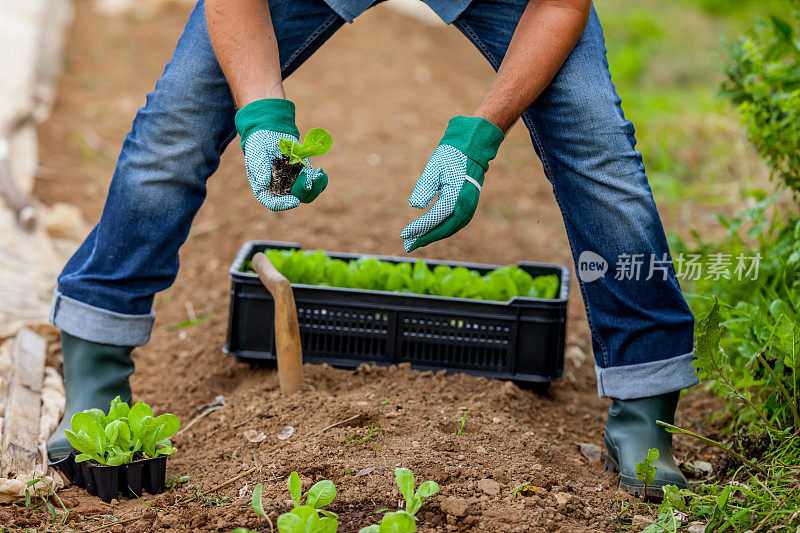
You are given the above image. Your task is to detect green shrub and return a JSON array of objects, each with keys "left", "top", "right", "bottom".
[
  {"left": 722, "top": 1, "right": 800, "bottom": 194},
  {"left": 633, "top": 3, "right": 800, "bottom": 530},
  {"left": 644, "top": 303, "right": 799, "bottom": 532},
  {"left": 674, "top": 194, "right": 800, "bottom": 430}
]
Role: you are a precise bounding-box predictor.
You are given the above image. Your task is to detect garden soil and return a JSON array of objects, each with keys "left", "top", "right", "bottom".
[
  {"left": 269, "top": 157, "right": 304, "bottom": 197},
  {"left": 9, "top": 1, "right": 721, "bottom": 531}
]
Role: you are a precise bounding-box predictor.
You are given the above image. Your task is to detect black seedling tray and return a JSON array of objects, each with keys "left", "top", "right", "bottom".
[
  {"left": 224, "top": 241, "right": 570, "bottom": 391},
  {"left": 49, "top": 453, "right": 167, "bottom": 502}
]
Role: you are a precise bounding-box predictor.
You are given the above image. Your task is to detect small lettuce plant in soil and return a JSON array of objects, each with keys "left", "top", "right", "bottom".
[
  {"left": 359, "top": 468, "right": 440, "bottom": 533},
  {"left": 271, "top": 128, "right": 333, "bottom": 196},
  {"left": 242, "top": 249, "right": 560, "bottom": 301},
  {"left": 65, "top": 396, "right": 180, "bottom": 466},
  {"left": 252, "top": 471, "right": 339, "bottom": 533},
  {"left": 237, "top": 468, "right": 439, "bottom": 533}
]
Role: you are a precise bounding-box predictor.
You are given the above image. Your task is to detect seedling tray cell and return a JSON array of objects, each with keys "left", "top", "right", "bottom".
[
  {"left": 225, "top": 241, "right": 570, "bottom": 388},
  {"left": 49, "top": 452, "right": 167, "bottom": 501}
]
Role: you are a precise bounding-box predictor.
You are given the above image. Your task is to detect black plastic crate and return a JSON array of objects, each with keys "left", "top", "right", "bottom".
[{"left": 224, "top": 241, "right": 570, "bottom": 389}]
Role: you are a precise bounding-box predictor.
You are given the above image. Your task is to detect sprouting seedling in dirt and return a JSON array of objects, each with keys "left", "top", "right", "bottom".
[
  {"left": 358, "top": 510, "right": 417, "bottom": 533},
  {"left": 247, "top": 482, "right": 277, "bottom": 533},
  {"left": 359, "top": 468, "right": 440, "bottom": 533},
  {"left": 277, "top": 472, "right": 339, "bottom": 533},
  {"left": 394, "top": 468, "right": 440, "bottom": 516},
  {"left": 271, "top": 128, "right": 332, "bottom": 197},
  {"left": 510, "top": 482, "right": 537, "bottom": 498},
  {"left": 634, "top": 448, "right": 659, "bottom": 498},
  {"left": 345, "top": 422, "right": 381, "bottom": 447},
  {"left": 166, "top": 474, "right": 191, "bottom": 490},
  {"left": 455, "top": 411, "right": 467, "bottom": 435},
  {"left": 251, "top": 482, "right": 268, "bottom": 516},
  {"left": 25, "top": 478, "right": 69, "bottom": 524}
]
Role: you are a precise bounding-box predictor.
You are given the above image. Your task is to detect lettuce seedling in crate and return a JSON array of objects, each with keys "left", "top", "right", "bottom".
[
  {"left": 277, "top": 471, "right": 339, "bottom": 533},
  {"left": 271, "top": 128, "right": 333, "bottom": 196},
  {"left": 250, "top": 249, "right": 561, "bottom": 301}
]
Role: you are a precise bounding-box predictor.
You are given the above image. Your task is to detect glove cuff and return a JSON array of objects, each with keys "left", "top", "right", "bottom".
[
  {"left": 234, "top": 99, "right": 300, "bottom": 149},
  {"left": 439, "top": 116, "right": 505, "bottom": 171}
]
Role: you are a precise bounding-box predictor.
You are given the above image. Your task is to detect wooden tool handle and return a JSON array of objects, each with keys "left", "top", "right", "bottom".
[{"left": 252, "top": 252, "right": 303, "bottom": 395}]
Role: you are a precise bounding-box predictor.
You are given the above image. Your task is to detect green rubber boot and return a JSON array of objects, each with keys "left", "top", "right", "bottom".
[
  {"left": 46, "top": 332, "right": 135, "bottom": 461},
  {"left": 604, "top": 391, "right": 688, "bottom": 499}
]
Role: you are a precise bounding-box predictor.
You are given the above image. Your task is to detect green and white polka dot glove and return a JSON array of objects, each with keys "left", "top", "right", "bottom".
[
  {"left": 401, "top": 116, "right": 504, "bottom": 252},
  {"left": 234, "top": 99, "right": 328, "bottom": 211}
]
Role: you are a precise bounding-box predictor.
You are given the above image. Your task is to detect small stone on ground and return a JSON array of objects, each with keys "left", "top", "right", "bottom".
[
  {"left": 440, "top": 496, "right": 469, "bottom": 517},
  {"left": 577, "top": 442, "right": 602, "bottom": 463},
  {"left": 477, "top": 478, "right": 500, "bottom": 496}
]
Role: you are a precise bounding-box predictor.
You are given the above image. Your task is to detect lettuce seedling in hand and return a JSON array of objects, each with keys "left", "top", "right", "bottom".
[
  {"left": 278, "top": 128, "right": 333, "bottom": 169},
  {"left": 271, "top": 128, "right": 333, "bottom": 197}
]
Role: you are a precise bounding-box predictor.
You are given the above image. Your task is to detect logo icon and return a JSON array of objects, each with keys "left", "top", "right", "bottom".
[{"left": 577, "top": 251, "right": 608, "bottom": 283}]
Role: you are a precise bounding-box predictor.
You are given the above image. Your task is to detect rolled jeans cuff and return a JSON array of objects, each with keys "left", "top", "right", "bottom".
[
  {"left": 49, "top": 289, "right": 155, "bottom": 347},
  {"left": 595, "top": 352, "right": 698, "bottom": 399}
]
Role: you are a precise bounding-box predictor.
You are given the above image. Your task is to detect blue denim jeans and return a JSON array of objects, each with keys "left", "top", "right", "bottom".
[{"left": 51, "top": 0, "right": 698, "bottom": 399}]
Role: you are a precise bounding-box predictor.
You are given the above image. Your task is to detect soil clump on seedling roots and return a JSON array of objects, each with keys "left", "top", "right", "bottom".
[{"left": 270, "top": 156, "right": 304, "bottom": 196}]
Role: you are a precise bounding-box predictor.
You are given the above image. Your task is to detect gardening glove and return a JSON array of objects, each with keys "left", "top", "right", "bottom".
[
  {"left": 401, "top": 116, "right": 504, "bottom": 252},
  {"left": 235, "top": 98, "right": 328, "bottom": 211}
]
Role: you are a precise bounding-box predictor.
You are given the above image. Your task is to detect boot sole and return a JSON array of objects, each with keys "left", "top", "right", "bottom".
[{"left": 604, "top": 454, "right": 665, "bottom": 500}]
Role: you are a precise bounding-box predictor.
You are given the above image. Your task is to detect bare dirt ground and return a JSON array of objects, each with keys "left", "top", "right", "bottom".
[{"left": 7, "top": 1, "right": 720, "bottom": 531}]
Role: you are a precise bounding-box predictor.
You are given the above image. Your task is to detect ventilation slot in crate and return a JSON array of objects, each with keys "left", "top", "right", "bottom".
[
  {"left": 400, "top": 316, "right": 511, "bottom": 372},
  {"left": 297, "top": 306, "right": 389, "bottom": 359}
]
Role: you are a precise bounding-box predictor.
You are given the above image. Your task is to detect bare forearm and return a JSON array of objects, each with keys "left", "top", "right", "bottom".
[
  {"left": 205, "top": 0, "right": 284, "bottom": 108},
  {"left": 475, "top": 0, "right": 591, "bottom": 132}
]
